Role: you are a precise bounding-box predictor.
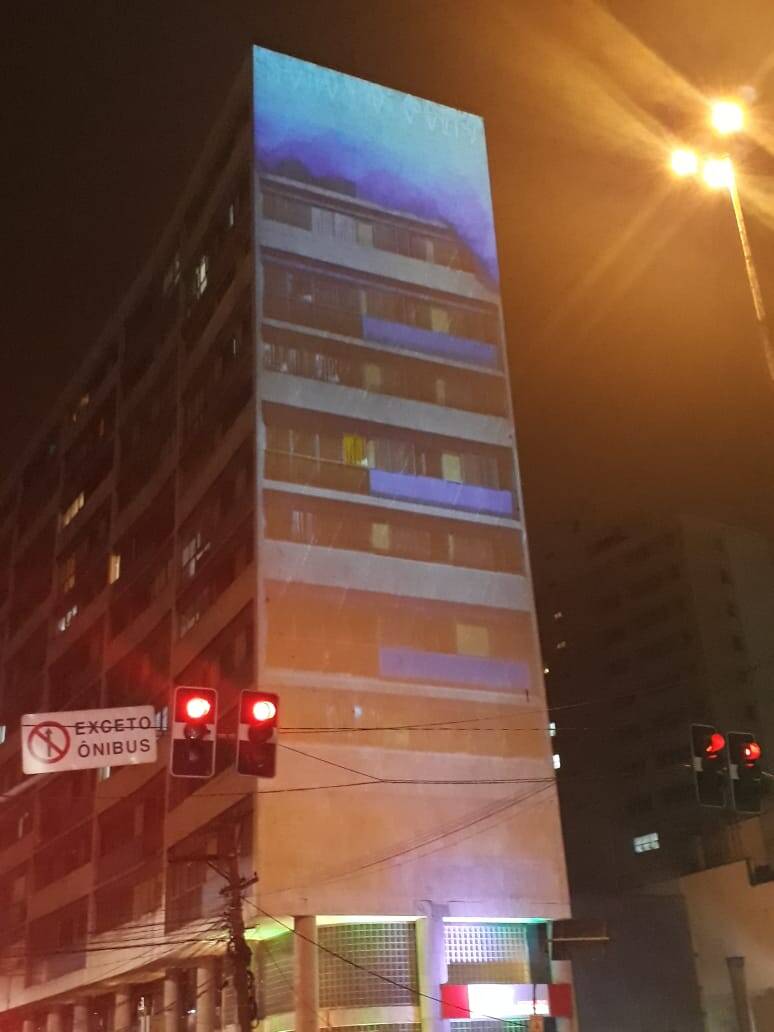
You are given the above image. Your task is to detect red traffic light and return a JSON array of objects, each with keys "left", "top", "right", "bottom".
[
  {"left": 251, "top": 699, "right": 277, "bottom": 723},
  {"left": 706, "top": 732, "right": 726, "bottom": 757},
  {"left": 743, "top": 741, "right": 762, "bottom": 763},
  {"left": 185, "top": 696, "right": 213, "bottom": 721}
]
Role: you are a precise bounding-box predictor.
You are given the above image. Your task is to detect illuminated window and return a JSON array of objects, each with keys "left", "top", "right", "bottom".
[
  {"left": 430, "top": 306, "right": 451, "bottom": 333},
  {"left": 455, "top": 623, "right": 490, "bottom": 657},
  {"left": 71, "top": 393, "right": 90, "bottom": 423},
  {"left": 108, "top": 553, "right": 121, "bottom": 585},
  {"left": 193, "top": 255, "right": 209, "bottom": 299},
  {"left": 57, "top": 604, "right": 79, "bottom": 634},
  {"left": 371, "top": 523, "right": 390, "bottom": 551},
  {"left": 227, "top": 202, "right": 236, "bottom": 229},
  {"left": 633, "top": 832, "right": 660, "bottom": 854},
  {"left": 553, "top": 610, "right": 564, "bottom": 620},
  {"left": 343, "top": 434, "right": 367, "bottom": 466},
  {"left": 97, "top": 766, "right": 112, "bottom": 782},
  {"left": 0, "top": 724, "right": 6, "bottom": 746},
  {"left": 61, "top": 555, "right": 76, "bottom": 594},
  {"left": 441, "top": 452, "right": 463, "bottom": 483},
  {"left": 155, "top": 706, "right": 169, "bottom": 733},
  {"left": 61, "top": 491, "right": 85, "bottom": 528},
  {"left": 555, "top": 640, "right": 567, "bottom": 650},
  {"left": 552, "top": 753, "right": 561, "bottom": 770},
  {"left": 181, "top": 533, "right": 209, "bottom": 579},
  {"left": 163, "top": 251, "right": 181, "bottom": 295},
  {"left": 549, "top": 721, "right": 557, "bottom": 737},
  {"left": 543, "top": 665, "right": 550, "bottom": 675}
]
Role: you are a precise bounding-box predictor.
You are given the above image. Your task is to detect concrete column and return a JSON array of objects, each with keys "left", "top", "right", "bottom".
[
  {"left": 46, "top": 1009, "right": 64, "bottom": 1032},
  {"left": 416, "top": 906, "right": 448, "bottom": 1032},
  {"left": 550, "top": 959, "right": 579, "bottom": 1032},
  {"left": 163, "top": 972, "right": 181, "bottom": 1032},
  {"left": 73, "top": 1003, "right": 90, "bottom": 1032},
  {"left": 294, "top": 916, "right": 319, "bottom": 1032},
  {"left": 726, "top": 956, "right": 754, "bottom": 1032},
  {"left": 196, "top": 959, "right": 217, "bottom": 1032},
  {"left": 114, "top": 988, "right": 132, "bottom": 1032}
]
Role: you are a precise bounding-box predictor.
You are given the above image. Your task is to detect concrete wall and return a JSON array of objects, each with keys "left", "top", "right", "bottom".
[{"left": 680, "top": 860, "right": 774, "bottom": 1031}]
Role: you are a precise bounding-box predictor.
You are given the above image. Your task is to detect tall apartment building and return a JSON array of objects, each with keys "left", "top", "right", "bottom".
[
  {"left": 537, "top": 515, "right": 774, "bottom": 890},
  {"left": 0, "top": 49, "right": 571, "bottom": 1032}
]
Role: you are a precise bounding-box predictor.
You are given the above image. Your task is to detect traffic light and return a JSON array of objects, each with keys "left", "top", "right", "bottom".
[
  {"left": 237, "top": 690, "right": 279, "bottom": 777},
  {"left": 727, "top": 731, "right": 763, "bottom": 814},
  {"left": 690, "top": 724, "right": 728, "bottom": 808},
  {"left": 171, "top": 686, "right": 218, "bottom": 778}
]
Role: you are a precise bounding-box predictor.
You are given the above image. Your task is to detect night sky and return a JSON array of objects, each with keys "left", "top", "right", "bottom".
[{"left": 5, "top": 0, "right": 774, "bottom": 541}]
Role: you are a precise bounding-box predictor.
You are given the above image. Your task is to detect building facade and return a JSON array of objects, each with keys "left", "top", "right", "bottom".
[
  {"left": 537, "top": 515, "right": 774, "bottom": 890},
  {"left": 0, "top": 50, "right": 571, "bottom": 1032}
]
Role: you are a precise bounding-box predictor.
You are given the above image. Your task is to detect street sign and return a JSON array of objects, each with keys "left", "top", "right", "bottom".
[{"left": 22, "top": 706, "right": 157, "bottom": 774}]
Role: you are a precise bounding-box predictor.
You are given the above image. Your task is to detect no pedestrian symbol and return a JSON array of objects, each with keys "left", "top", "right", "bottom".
[{"left": 28, "top": 721, "right": 70, "bottom": 765}]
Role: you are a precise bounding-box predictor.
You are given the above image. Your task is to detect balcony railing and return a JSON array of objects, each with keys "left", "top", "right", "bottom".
[
  {"left": 263, "top": 294, "right": 362, "bottom": 338},
  {"left": 264, "top": 451, "right": 515, "bottom": 517}
]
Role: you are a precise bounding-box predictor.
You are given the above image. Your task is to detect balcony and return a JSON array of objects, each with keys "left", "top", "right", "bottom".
[
  {"left": 362, "top": 315, "right": 499, "bottom": 369},
  {"left": 264, "top": 451, "right": 514, "bottom": 517},
  {"left": 263, "top": 293, "right": 362, "bottom": 338},
  {"left": 265, "top": 451, "right": 369, "bottom": 494},
  {"left": 369, "top": 469, "right": 514, "bottom": 517},
  {"left": 378, "top": 646, "right": 529, "bottom": 691}
]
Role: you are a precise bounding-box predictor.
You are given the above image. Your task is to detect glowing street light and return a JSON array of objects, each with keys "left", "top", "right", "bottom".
[
  {"left": 702, "top": 156, "right": 734, "bottom": 190},
  {"left": 711, "top": 99, "right": 744, "bottom": 135},
  {"left": 671, "top": 148, "right": 699, "bottom": 177}
]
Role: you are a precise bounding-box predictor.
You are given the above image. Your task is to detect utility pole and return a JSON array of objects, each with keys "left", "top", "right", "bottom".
[
  {"left": 223, "top": 843, "right": 258, "bottom": 1032},
  {"left": 170, "top": 823, "right": 258, "bottom": 1032}
]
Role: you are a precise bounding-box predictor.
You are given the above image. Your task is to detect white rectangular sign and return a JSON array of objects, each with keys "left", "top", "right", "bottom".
[{"left": 21, "top": 706, "right": 157, "bottom": 774}]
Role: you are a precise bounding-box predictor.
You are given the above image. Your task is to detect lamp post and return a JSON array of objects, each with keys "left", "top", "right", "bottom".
[{"left": 670, "top": 100, "right": 774, "bottom": 382}]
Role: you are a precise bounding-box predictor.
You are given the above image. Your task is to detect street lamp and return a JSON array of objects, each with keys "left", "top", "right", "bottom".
[
  {"left": 711, "top": 99, "right": 744, "bottom": 135},
  {"left": 669, "top": 100, "right": 774, "bottom": 381}
]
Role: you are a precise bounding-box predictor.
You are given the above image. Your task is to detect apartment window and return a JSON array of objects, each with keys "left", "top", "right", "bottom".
[
  {"left": 0, "top": 724, "right": 6, "bottom": 745},
  {"left": 371, "top": 523, "right": 390, "bottom": 551},
  {"left": 193, "top": 255, "right": 209, "bottom": 300},
  {"left": 155, "top": 705, "right": 170, "bottom": 733},
  {"left": 633, "top": 832, "right": 660, "bottom": 854},
  {"left": 163, "top": 252, "right": 181, "bottom": 295},
  {"left": 441, "top": 453, "right": 462, "bottom": 483},
  {"left": 227, "top": 202, "right": 236, "bottom": 229},
  {"left": 182, "top": 532, "right": 210, "bottom": 579},
  {"left": 363, "top": 363, "right": 382, "bottom": 391},
  {"left": 61, "top": 555, "right": 76, "bottom": 594},
  {"left": 455, "top": 622, "right": 490, "bottom": 657},
  {"left": 356, "top": 221, "right": 374, "bottom": 246},
  {"left": 434, "top": 378, "right": 447, "bottom": 405},
  {"left": 343, "top": 434, "right": 367, "bottom": 466},
  {"left": 552, "top": 753, "right": 561, "bottom": 770},
  {"left": 61, "top": 491, "right": 85, "bottom": 528},
  {"left": 108, "top": 553, "right": 121, "bottom": 584},
  {"left": 57, "top": 604, "right": 79, "bottom": 633},
  {"left": 549, "top": 721, "right": 557, "bottom": 737},
  {"left": 555, "top": 640, "right": 567, "bottom": 650},
  {"left": 97, "top": 766, "right": 112, "bottom": 782}
]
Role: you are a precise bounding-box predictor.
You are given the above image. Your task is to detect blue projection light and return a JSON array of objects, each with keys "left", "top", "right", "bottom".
[{"left": 253, "top": 47, "right": 500, "bottom": 285}]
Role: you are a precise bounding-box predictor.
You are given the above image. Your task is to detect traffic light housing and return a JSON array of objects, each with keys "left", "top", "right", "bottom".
[
  {"left": 727, "top": 731, "right": 763, "bottom": 814},
  {"left": 237, "top": 690, "right": 279, "bottom": 777},
  {"left": 690, "top": 724, "right": 728, "bottom": 808},
  {"left": 171, "top": 686, "right": 218, "bottom": 778}
]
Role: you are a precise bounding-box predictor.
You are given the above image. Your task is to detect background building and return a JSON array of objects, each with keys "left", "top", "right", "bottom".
[
  {"left": 537, "top": 514, "right": 774, "bottom": 891},
  {"left": 0, "top": 49, "right": 571, "bottom": 1032}
]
